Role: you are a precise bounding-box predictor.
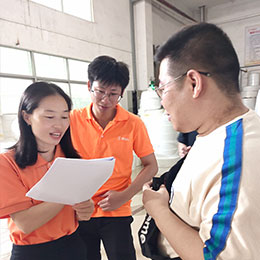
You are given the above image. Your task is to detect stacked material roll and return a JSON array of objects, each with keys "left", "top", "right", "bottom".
[
  {"left": 139, "top": 88, "right": 179, "bottom": 168},
  {"left": 255, "top": 90, "right": 260, "bottom": 116},
  {"left": 248, "top": 71, "right": 260, "bottom": 86},
  {"left": 241, "top": 71, "right": 260, "bottom": 110},
  {"left": 139, "top": 88, "right": 161, "bottom": 113},
  {"left": 241, "top": 86, "right": 260, "bottom": 109}
]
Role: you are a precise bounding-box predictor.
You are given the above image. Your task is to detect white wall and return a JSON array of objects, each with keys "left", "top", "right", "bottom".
[
  {"left": 206, "top": 0, "right": 260, "bottom": 88},
  {"left": 0, "top": 0, "right": 132, "bottom": 63},
  {"left": 151, "top": 1, "right": 194, "bottom": 84},
  {"left": 0, "top": 0, "right": 133, "bottom": 109},
  {"left": 152, "top": 5, "right": 188, "bottom": 48},
  {"left": 0, "top": 0, "right": 259, "bottom": 106},
  {"left": 151, "top": 0, "right": 260, "bottom": 88},
  {"left": 134, "top": 0, "right": 154, "bottom": 90},
  {"left": 207, "top": 0, "right": 260, "bottom": 66},
  {"left": 151, "top": 0, "right": 260, "bottom": 68}
]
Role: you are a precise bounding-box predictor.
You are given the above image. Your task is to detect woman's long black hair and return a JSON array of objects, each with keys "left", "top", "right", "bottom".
[{"left": 10, "top": 81, "right": 80, "bottom": 168}]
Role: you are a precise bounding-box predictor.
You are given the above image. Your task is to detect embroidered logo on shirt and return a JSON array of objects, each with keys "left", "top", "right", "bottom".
[{"left": 118, "top": 136, "right": 129, "bottom": 141}]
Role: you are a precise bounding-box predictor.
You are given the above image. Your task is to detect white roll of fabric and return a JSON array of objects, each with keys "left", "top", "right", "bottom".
[
  {"left": 139, "top": 88, "right": 161, "bottom": 113},
  {"left": 241, "top": 86, "right": 260, "bottom": 110},
  {"left": 255, "top": 90, "right": 260, "bottom": 116},
  {"left": 138, "top": 88, "right": 180, "bottom": 167},
  {"left": 0, "top": 116, "right": 3, "bottom": 140},
  {"left": 248, "top": 71, "right": 260, "bottom": 86},
  {"left": 157, "top": 112, "right": 178, "bottom": 156}
]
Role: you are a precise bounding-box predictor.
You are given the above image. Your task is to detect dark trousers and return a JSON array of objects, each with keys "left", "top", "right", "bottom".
[
  {"left": 11, "top": 229, "right": 86, "bottom": 260},
  {"left": 79, "top": 216, "right": 136, "bottom": 260}
]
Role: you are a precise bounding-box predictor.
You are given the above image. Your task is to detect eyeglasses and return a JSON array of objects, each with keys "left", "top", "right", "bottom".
[
  {"left": 155, "top": 71, "right": 211, "bottom": 98},
  {"left": 91, "top": 88, "right": 122, "bottom": 102}
]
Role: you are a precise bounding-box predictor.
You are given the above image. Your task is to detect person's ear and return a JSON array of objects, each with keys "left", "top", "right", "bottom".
[
  {"left": 186, "top": 70, "right": 203, "bottom": 99},
  {"left": 120, "top": 88, "right": 125, "bottom": 98},
  {"left": 87, "top": 81, "right": 91, "bottom": 92},
  {"left": 22, "top": 110, "right": 31, "bottom": 126}
]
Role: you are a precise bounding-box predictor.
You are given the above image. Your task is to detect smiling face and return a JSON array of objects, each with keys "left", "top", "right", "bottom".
[{"left": 22, "top": 94, "right": 70, "bottom": 153}]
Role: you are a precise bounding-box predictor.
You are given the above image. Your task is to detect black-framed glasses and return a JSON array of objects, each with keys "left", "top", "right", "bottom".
[
  {"left": 91, "top": 88, "right": 122, "bottom": 102},
  {"left": 154, "top": 71, "right": 211, "bottom": 98}
]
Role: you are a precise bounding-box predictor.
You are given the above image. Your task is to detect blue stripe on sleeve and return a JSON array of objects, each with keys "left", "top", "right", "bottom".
[{"left": 204, "top": 119, "right": 243, "bottom": 260}]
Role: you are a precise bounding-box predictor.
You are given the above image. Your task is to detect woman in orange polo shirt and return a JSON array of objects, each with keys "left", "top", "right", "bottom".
[{"left": 0, "top": 82, "right": 94, "bottom": 260}]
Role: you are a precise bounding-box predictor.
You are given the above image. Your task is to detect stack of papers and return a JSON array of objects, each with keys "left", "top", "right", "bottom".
[{"left": 26, "top": 157, "right": 115, "bottom": 205}]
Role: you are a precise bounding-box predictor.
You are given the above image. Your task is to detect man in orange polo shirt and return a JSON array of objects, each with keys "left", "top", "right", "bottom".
[{"left": 70, "top": 55, "right": 158, "bottom": 260}]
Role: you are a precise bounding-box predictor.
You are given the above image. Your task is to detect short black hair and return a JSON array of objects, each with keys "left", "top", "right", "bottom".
[
  {"left": 88, "top": 55, "right": 129, "bottom": 93},
  {"left": 11, "top": 81, "right": 80, "bottom": 168},
  {"left": 155, "top": 22, "right": 240, "bottom": 95}
]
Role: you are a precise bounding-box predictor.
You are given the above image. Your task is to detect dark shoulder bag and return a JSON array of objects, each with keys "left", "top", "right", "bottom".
[{"left": 138, "top": 156, "right": 186, "bottom": 260}]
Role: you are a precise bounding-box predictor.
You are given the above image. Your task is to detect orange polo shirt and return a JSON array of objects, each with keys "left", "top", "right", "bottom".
[
  {"left": 70, "top": 104, "right": 154, "bottom": 217},
  {"left": 0, "top": 145, "right": 78, "bottom": 245}
]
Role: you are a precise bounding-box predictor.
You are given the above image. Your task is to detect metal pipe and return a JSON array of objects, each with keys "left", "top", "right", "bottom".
[
  {"left": 199, "top": 5, "right": 206, "bottom": 22},
  {"left": 152, "top": 1, "right": 187, "bottom": 25},
  {"left": 155, "top": 0, "right": 197, "bottom": 22},
  {"left": 216, "top": 12, "right": 260, "bottom": 25},
  {"left": 129, "top": 0, "right": 141, "bottom": 114},
  {"left": 129, "top": 0, "right": 138, "bottom": 92}
]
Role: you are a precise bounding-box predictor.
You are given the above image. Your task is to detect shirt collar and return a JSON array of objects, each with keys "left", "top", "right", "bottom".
[
  {"left": 86, "top": 103, "right": 129, "bottom": 122},
  {"left": 35, "top": 145, "right": 64, "bottom": 168}
]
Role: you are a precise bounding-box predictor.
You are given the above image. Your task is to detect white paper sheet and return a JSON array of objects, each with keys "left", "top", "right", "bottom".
[{"left": 26, "top": 157, "right": 115, "bottom": 205}]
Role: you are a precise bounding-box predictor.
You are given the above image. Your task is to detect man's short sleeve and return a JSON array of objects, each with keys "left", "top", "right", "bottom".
[{"left": 132, "top": 116, "right": 154, "bottom": 158}]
